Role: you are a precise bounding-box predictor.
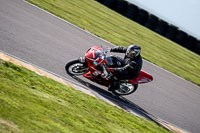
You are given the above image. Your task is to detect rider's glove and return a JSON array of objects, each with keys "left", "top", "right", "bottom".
[
  {"left": 103, "top": 67, "right": 114, "bottom": 80},
  {"left": 101, "top": 67, "right": 114, "bottom": 80},
  {"left": 101, "top": 72, "right": 112, "bottom": 80}
]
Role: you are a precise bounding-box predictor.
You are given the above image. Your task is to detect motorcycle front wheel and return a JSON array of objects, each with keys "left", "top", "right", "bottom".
[
  {"left": 65, "top": 59, "right": 89, "bottom": 76},
  {"left": 112, "top": 83, "right": 138, "bottom": 96}
]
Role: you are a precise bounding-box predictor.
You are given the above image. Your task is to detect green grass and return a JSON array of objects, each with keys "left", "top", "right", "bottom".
[
  {"left": 26, "top": 0, "right": 200, "bottom": 86},
  {"left": 0, "top": 59, "right": 171, "bottom": 132}
]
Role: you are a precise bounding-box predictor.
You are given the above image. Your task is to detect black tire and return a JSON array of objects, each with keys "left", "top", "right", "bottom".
[
  {"left": 65, "top": 59, "right": 89, "bottom": 76},
  {"left": 135, "top": 9, "right": 149, "bottom": 25},
  {"left": 123, "top": 4, "right": 139, "bottom": 20},
  {"left": 195, "top": 40, "right": 200, "bottom": 54},
  {"left": 113, "top": 0, "right": 128, "bottom": 13},
  {"left": 154, "top": 19, "right": 169, "bottom": 35},
  {"left": 112, "top": 83, "right": 138, "bottom": 96},
  {"left": 173, "top": 30, "right": 188, "bottom": 45},
  {"left": 96, "top": 0, "right": 105, "bottom": 4},
  {"left": 145, "top": 14, "right": 158, "bottom": 30},
  {"left": 103, "top": 0, "right": 117, "bottom": 8},
  {"left": 183, "top": 35, "right": 197, "bottom": 50},
  {"left": 164, "top": 25, "right": 178, "bottom": 40}
]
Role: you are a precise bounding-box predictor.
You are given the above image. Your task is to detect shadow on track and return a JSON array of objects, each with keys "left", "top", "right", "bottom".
[{"left": 71, "top": 76, "right": 164, "bottom": 127}]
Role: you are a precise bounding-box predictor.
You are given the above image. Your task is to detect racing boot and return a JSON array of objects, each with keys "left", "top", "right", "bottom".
[{"left": 108, "top": 80, "right": 119, "bottom": 91}]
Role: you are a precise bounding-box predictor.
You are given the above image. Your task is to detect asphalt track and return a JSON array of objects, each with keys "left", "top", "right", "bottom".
[{"left": 0, "top": 0, "right": 200, "bottom": 132}]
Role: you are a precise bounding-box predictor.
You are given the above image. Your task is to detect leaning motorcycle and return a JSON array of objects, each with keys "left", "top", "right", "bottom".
[{"left": 65, "top": 46, "right": 153, "bottom": 96}]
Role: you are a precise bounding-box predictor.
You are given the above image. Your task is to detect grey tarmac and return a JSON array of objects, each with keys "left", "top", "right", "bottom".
[{"left": 0, "top": 0, "right": 200, "bottom": 132}]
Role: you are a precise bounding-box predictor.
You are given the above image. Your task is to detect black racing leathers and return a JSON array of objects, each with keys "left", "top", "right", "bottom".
[{"left": 110, "top": 46, "right": 143, "bottom": 80}]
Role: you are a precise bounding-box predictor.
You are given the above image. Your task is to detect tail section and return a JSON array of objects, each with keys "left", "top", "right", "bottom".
[{"left": 129, "top": 70, "right": 153, "bottom": 84}]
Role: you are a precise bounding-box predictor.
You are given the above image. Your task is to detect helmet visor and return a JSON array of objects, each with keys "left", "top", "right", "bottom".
[{"left": 126, "top": 48, "right": 140, "bottom": 58}]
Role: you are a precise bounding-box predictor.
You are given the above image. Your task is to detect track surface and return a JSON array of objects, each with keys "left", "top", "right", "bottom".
[{"left": 1, "top": 0, "right": 200, "bottom": 132}]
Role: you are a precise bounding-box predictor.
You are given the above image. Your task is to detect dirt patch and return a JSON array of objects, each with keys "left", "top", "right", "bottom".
[{"left": 0, "top": 119, "right": 21, "bottom": 133}]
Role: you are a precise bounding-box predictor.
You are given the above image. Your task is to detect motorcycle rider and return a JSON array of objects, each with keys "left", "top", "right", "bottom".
[{"left": 103, "top": 44, "right": 143, "bottom": 91}]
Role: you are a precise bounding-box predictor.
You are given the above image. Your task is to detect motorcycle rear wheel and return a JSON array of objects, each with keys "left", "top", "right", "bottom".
[
  {"left": 65, "top": 59, "right": 89, "bottom": 76},
  {"left": 112, "top": 83, "right": 138, "bottom": 96}
]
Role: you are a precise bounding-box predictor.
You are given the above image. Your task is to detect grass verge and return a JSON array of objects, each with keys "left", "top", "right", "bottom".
[
  {"left": 26, "top": 0, "right": 200, "bottom": 86},
  {"left": 0, "top": 59, "right": 171, "bottom": 132}
]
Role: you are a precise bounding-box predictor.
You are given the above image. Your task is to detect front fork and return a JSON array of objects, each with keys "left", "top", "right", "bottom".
[
  {"left": 78, "top": 57, "right": 85, "bottom": 63},
  {"left": 78, "top": 57, "right": 88, "bottom": 67}
]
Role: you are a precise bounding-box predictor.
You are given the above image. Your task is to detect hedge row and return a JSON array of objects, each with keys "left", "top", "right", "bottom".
[{"left": 96, "top": 0, "right": 200, "bottom": 55}]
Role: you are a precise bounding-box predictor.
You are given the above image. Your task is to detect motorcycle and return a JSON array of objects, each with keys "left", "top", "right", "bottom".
[{"left": 65, "top": 46, "right": 153, "bottom": 96}]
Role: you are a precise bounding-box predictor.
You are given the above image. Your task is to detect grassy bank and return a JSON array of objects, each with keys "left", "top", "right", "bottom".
[
  {"left": 26, "top": 0, "right": 200, "bottom": 86},
  {"left": 0, "top": 59, "right": 170, "bottom": 132}
]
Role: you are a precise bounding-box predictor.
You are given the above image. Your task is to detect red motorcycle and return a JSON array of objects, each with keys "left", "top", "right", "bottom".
[{"left": 65, "top": 46, "right": 153, "bottom": 95}]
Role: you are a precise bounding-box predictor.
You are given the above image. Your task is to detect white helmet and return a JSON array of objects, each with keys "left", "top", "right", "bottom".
[{"left": 126, "top": 44, "right": 141, "bottom": 58}]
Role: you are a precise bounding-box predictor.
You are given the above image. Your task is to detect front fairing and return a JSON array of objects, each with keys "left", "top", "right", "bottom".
[
  {"left": 83, "top": 47, "right": 111, "bottom": 86},
  {"left": 85, "top": 47, "right": 111, "bottom": 67},
  {"left": 85, "top": 47, "right": 113, "bottom": 77}
]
